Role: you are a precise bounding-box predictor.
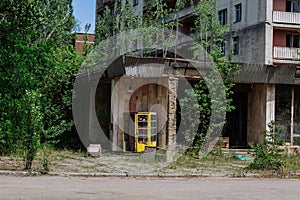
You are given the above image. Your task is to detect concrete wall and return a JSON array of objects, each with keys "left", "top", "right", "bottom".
[
  {"left": 111, "top": 77, "right": 169, "bottom": 150},
  {"left": 247, "top": 84, "right": 276, "bottom": 144},
  {"left": 248, "top": 84, "right": 267, "bottom": 144},
  {"left": 217, "top": 0, "right": 270, "bottom": 64},
  {"left": 217, "top": 0, "right": 267, "bottom": 29},
  {"left": 223, "top": 22, "right": 267, "bottom": 64}
]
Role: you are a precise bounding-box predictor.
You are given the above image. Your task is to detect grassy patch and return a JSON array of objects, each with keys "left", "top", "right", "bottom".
[{"left": 166, "top": 150, "right": 251, "bottom": 176}]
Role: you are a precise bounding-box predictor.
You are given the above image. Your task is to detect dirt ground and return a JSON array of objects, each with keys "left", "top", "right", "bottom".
[{"left": 0, "top": 150, "right": 252, "bottom": 177}]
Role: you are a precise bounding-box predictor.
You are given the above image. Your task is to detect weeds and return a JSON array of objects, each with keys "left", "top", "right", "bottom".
[
  {"left": 39, "top": 145, "right": 52, "bottom": 173},
  {"left": 247, "top": 121, "right": 285, "bottom": 172}
]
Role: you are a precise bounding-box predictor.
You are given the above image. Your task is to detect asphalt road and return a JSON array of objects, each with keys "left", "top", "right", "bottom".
[{"left": 0, "top": 176, "right": 300, "bottom": 200}]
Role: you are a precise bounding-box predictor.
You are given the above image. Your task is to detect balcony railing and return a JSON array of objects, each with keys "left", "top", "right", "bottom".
[
  {"left": 274, "top": 46, "right": 300, "bottom": 60},
  {"left": 273, "top": 11, "right": 300, "bottom": 24}
]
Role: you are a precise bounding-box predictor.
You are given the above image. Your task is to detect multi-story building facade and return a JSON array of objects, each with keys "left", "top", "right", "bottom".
[
  {"left": 214, "top": 0, "right": 300, "bottom": 148},
  {"left": 90, "top": 0, "right": 300, "bottom": 151}
]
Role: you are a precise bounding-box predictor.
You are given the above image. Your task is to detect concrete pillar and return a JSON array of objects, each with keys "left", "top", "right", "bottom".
[
  {"left": 111, "top": 79, "right": 118, "bottom": 151},
  {"left": 265, "top": 0, "right": 274, "bottom": 65},
  {"left": 266, "top": 84, "right": 276, "bottom": 130},
  {"left": 166, "top": 76, "right": 178, "bottom": 162},
  {"left": 248, "top": 84, "right": 266, "bottom": 145},
  {"left": 248, "top": 83, "right": 276, "bottom": 145},
  {"left": 87, "top": 78, "right": 113, "bottom": 150},
  {"left": 88, "top": 83, "right": 96, "bottom": 143}
]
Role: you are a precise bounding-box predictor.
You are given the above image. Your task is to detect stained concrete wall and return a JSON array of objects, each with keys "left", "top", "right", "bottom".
[
  {"left": 248, "top": 84, "right": 267, "bottom": 144},
  {"left": 111, "top": 76, "right": 171, "bottom": 150},
  {"left": 223, "top": 22, "right": 267, "bottom": 64},
  {"left": 73, "top": 74, "right": 113, "bottom": 151},
  {"left": 217, "top": 0, "right": 268, "bottom": 28},
  {"left": 217, "top": 0, "right": 270, "bottom": 64},
  {"left": 247, "top": 83, "right": 275, "bottom": 145}
]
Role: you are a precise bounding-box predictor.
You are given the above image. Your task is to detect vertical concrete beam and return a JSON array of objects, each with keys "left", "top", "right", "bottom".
[
  {"left": 265, "top": 24, "right": 273, "bottom": 65},
  {"left": 88, "top": 79, "right": 100, "bottom": 144},
  {"left": 265, "top": 0, "right": 274, "bottom": 65},
  {"left": 291, "top": 86, "right": 295, "bottom": 146},
  {"left": 247, "top": 84, "right": 266, "bottom": 145},
  {"left": 166, "top": 76, "right": 178, "bottom": 162},
  {"left": 111, "top": 79, "right": 118, "bottom": 151},
  {"left": 266, "top": 84, "right": 275, "bottom": 129},
  {"left": 248, "top": 84, "right": 276, "bottom": 145},
  {"left": 265, "top": 0, "right": 273, "bottom": 22}
]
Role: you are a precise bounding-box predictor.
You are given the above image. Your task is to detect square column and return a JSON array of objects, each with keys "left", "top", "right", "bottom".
[{"left": 166, "top": 76, "right": 178, "bottom": 162}]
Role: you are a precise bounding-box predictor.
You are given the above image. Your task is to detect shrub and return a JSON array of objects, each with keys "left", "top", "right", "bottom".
[{"left": 247, "top": 121, "right": 285, "bottom": 171}]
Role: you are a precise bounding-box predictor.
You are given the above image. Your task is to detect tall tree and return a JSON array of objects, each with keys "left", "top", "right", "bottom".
[
  {"left": 180, "top": 0, "right": 240, "bottom": 154},
  {"left": 0, "top": 0, "right": 82, "bottom": 168}
]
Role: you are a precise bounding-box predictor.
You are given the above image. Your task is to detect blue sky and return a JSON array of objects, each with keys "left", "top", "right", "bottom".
[{"left": 72, "top": 0, "right": 96, "bottom": 33}]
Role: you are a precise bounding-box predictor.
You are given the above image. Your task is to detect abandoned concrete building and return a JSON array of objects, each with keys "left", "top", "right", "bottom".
[{"left": 74, "top": 0, "right": 300, "bottom": 152}]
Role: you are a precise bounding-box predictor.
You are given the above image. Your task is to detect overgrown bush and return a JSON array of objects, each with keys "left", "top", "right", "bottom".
[
  {"left": 247, "top": 121, "right": 285, "bottom": 171},
  {"left": 39, "top": 144, "right": 52, "bottom": 173}
]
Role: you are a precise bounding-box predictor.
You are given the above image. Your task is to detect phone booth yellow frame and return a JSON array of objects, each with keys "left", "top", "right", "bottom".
[{"left": 134, "top": 112, "right": 157, "bottom": 153}]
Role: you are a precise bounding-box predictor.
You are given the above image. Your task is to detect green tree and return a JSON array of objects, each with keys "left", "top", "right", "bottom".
[
  {"left": 180, "top": 0, "right": 240, "bottom": 153},
  {"left": 95, "top": 0, "right": 184, "bottom": 57},
  {"left": 0, "top": 0, "right": 81, "bottom": 168}
]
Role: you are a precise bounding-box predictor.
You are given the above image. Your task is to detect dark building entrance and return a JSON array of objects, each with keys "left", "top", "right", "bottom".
[{"left": 222, "top": 84, "right": 250, "bottom": 148}]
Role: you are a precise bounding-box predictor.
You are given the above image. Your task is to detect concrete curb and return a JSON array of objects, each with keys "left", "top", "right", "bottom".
[{"left": 0, "top": 169, "right": 261, "bottom": 178}]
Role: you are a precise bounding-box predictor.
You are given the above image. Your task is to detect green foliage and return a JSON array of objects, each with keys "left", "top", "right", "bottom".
[
  {"left": 0, "top": 0, "right": 82, "bottom": 163},
  {"left": 41, "top": 47, "right": 83, "bottom": 146},
  {"left": 95, "top": 0, "right": 187, "bottom": 57},
  {"left": 247, "top": 121, "right": 286, "bottom": 171},
  {"left": 18, "top": 90, "right": 43, "bottom": 170},
  {"left": 39, "top": 144, "right": 53, "bottom": 173},
  {"left": 180, "top": 0, "right": 240, "bottom": 151}
]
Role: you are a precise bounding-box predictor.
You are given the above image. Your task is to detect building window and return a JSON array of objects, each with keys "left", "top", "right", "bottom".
[
  {"left": 233, "top": 36, "right": 239, "bottom": 55},
  {"left": 286, "top": 34, "right": 300, "bottom": 48},
  {"left": 218, "top": 9, "right": 227, "bottom": 26},
  {"left": 133, "top": 0, "right": 139, "bottom": 6},
  {"left": 286, "top": 0, "right": 300, "bottom": 12},
  {"left": 235, "top": 3, "right": 242, "bottom": 23}
]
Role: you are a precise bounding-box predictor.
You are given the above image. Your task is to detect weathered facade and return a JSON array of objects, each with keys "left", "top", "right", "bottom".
[{"left": 89, "top": 0, "right": 300, "bottom": 151}]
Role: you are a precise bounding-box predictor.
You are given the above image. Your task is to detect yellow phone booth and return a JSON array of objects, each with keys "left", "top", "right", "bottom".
[{"left": 134, "top": 112, "right": 157, "bottom": 153}]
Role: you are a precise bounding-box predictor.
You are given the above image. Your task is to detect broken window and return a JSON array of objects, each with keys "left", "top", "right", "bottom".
[
  {"left": 235, "top": 3, "right": 242, "bottom": 23},
  {"left": 233, "top": 36, "right": 239, "bottom": 55},
  {"left": 218, "top": 9, "right": 227, "bottom": 26}
]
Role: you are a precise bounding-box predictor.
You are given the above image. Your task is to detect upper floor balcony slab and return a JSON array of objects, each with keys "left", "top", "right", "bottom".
[
  {"left": 273, "top": 11, "right": 300, "bottom": 25},
  {"left": 273, "top": 46, "right": 300, "bottom": 64}
]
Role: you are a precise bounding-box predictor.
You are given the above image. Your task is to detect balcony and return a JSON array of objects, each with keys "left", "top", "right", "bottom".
[
  {"left": 274, "top": 46, "right": 300, "bottom": 61},
  {"left": 273, "top": 11, "right": 300, "bottom": 25}
]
